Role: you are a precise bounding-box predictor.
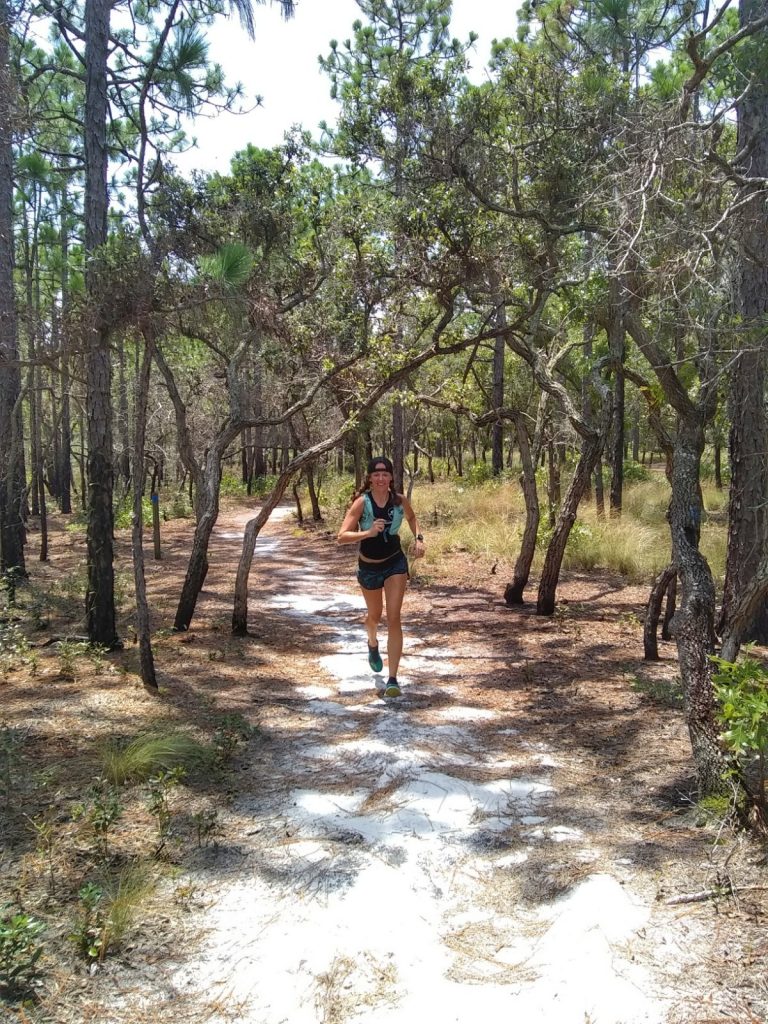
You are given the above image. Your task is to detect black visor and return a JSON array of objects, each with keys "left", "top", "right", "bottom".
[{"left": 367, "top": 456, "right": 393, "bottom": 475}]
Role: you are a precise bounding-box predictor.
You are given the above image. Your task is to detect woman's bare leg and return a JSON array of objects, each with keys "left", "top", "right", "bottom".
[
  {"left": 361, "top": 586, "right": 384, "bottom": 648},
  {"left": 383, "top": 572, "right": 407, "bottom": 677}
]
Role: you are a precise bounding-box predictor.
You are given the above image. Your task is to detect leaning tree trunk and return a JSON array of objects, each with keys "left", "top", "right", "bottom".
[
  {"left": 504, "top": 411, "right": 540, "bottom": 605},
  {"left": 644, "top": 563, "right": 676, "bottom": 661},
  {"left": 173, "top": 445, "right": 231, "bottom": 632},
  {"left": 537, "top": 432, "right": 604, "bottom": 615},
  {"left": 232, "top": 471, "right": 297, "bottom": 636}
]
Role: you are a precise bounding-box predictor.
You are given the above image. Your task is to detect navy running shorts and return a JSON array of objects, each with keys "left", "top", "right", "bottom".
[{"left": 357, "top": 551, "right": 408, "bottom": 590}]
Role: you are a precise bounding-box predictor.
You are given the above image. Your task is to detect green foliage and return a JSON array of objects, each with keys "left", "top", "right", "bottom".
[
  {"left": 146, "top": 767, "right": 186, "bottom": 855},
  {"left": 712, "top": 649, "right": 768, "bottom": 808},
  {"left": 71, "top": 882, "right": 105, "bottom": 961},
  {"left": 622, "top": 460, "right": 651, "bottom": 485},
  {"left": 113, "top": 494, "right": 153, "bottom": 530},
  {"left": 71, "top": 864, "right": 154, "bottom": 962},
  {"left": 198, "top": 242, "right": 254, "bottom": 290},
  {"left": 0, "top": 623, "right": 34, "bottom": 679},
  {"left": 72, "top": 783, "right": 123, "bottom": 861},
  {"left": 212, "top": 713, "right": 256, "bottom": 764},
  {"left": 220, "top": 472, "right": 245, "bottom": 497},
  {"left": 170, "top": 490, "right": 194, "bottom": 519},
  {"left": 56, "top": 640, "right": 108, "bottom": 681},
  {"left": 0, "top": 568, "right": 24, "bottom": 608},
  {"left": 99, "top": 731, "right": 214, "bottom": 786},
  {"left": 464, "top": 461, "right": 493, "bottom": 486},
  {"left": 192, "top": 808, "right": 222, "bottom": 848},
  {"left": 0, "top": 910, "right": 45, "bottom": 998}
]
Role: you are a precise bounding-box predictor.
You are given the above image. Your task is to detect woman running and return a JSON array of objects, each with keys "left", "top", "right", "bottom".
[{"left": 337, "top": 456, "right": 425, "bottom": 697}]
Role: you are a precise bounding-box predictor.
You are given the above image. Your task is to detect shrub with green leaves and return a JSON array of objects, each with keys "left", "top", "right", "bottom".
[
  {"left": 0, "top": 910, "right": 45, "bottom": 998},
  {"left": 0, "top": 623, "right": 33, "bottom": 678},
  {"left": 712, "top": 649, "right": 768, "bottom": 809}
]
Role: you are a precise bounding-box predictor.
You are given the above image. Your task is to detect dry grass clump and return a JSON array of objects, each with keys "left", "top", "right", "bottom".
[
  {"left": 99, "top": 731, "right": 216, "bottom": 786},
  {"left": 396, "top": 472, "right": 728, "bottom": 586}
]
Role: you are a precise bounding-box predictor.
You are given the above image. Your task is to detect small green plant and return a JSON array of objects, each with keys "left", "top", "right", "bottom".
[
  {"left": 192, "top": 808, "right": 223, "bottom": 848},
  {"left": 28, "top": 811, "right": 57, "bottom": 895},
  {"left": 0, "top": 909, "right": 45, "bottom": 998},
  {"left": 212, "top": 713, "right": 255, "bottom": 764},
  {"left": 72, "top": 782, "right": 122, "bottom": 861},
  {"left": 146, "top": 767, "right": 186, "bottom": 855},
  {"left": 0, "top": 567, "right": 24, "bottom": 608},
  {"left": 56, "top": 640, "right": 86, "bottom": 680},
  {"left": 71, "top": 866, "right": 153, "bottom": 962},
  {"left": 0, "top": 726, "right": 25, "bottom": 807},
  {"left": 0, "top": 623, "right": 33, "bottom": 679},
  {"left": 70, "top": 882, "right": 105, "bottom": 961},
  {"left": 712, "top": 649, "right": 768, "bottom": 811}
]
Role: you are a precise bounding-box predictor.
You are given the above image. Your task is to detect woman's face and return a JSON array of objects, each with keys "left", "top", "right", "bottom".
[{"left": 370, "top": 467, "right": 392, "bottom": 485}]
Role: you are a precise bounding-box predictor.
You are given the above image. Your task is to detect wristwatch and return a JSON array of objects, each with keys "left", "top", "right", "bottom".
[{"left": 416, "top": 534, "right": 424, "bottom": 541}]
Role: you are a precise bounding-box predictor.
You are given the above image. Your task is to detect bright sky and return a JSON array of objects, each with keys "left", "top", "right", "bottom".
[{"left": 175, "top": 0, "right": 517, "bottom": 175}]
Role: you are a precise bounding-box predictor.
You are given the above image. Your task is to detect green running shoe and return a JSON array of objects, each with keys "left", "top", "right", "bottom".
[
  {"left": 384, "top": 678, "right": 401, "bottom": 698},
  {"left": 367, "top": 644, "right": 383, "bottom": 673}
]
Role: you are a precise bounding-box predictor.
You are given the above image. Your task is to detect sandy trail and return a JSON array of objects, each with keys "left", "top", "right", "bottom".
[{"left": 165, "top": 507, "right": 695, "bottom": 1024}]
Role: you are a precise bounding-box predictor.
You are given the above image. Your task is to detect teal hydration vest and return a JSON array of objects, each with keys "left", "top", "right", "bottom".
[{"left": 360, "top": 492, "right": 404, "bottom": 536}]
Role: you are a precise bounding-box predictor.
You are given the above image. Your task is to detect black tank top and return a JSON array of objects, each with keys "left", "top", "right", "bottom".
[{"left": 359, "top": 495, "right": 403, "bottom": 561}]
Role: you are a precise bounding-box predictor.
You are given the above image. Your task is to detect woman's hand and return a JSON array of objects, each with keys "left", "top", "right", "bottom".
[
  {"left": 368, "top": 518, "right": 387, "bottom": 537},
  {"left": 412, "top": 538, "right": 425, "bottom": 559}
]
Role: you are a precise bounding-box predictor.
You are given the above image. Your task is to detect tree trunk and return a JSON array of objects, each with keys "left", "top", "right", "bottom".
[
  {"left": 491, "top": 303, "right": 505, "bottom": 475},
  {"left": 667, "top": 419, "right": 729, "bottom": 795},
  {"left": 537, "top": 432, "right": 604, "bottom": 615},
  {"left": 59, "top": 205, "right": 73, "bottom": 514},
  {"left": 0, "top": 0, "right": 26, "bottom": 574},
  {"left": 392, "top": 397, "right": 405, "bottom": 493},
  {"left": 719, "top": 0, "right": 768, "bottom": 649},
  {"left": 306, "top": 464, "right": 322, "bottom": 521},
  {"left": 132, "top": 334, "right": 157, "bottom": 688},
  {"left": 594, "top": 457, "right": 605, "bottom": 518},
  {"left": 644, "top": 563, "right": 676, "bottom": 661},
  {"left": 608, "top": 279, "right": 625, "bottom": 516},
  {"left": 504, "top": 411, "right": 540, "bottom": 605},
  {"left": 546, "top": 436, "right": 560, "bottom": 528},
  {"left": 84, "top": 0, "right": 118, "bottom": 647}
]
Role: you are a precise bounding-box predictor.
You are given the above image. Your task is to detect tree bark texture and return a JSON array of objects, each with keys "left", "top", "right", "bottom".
[
  {"left": 132, "top": 335, "right": 157, "bottom": 688},
  {"left": 537, "top": 431, "right": 605, "bottom": 615},
  {"left": 504, "top": 411, "right": 540, "bottom": 605},
  {"left": 668, "top": 419, "right": 729, "bottom": 795},
  {"left": 644, "top": 563, "right": 676, "bottom": 661},
  {"left": 84, "top": 0, "right": 118, "bottom": 647},
  {"left": 0, "top": 0, "right": 26, "bottom": 573},
  {"left": 720, "top": 0, "right": 768, "bottom": 649}
]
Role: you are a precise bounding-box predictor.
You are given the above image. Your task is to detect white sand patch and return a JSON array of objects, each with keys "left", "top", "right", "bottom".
[
  {"left": 270, "top": 593, "right": 365, "bottom": 615},
  {"left": 296, "top": 684, "right": 335, "bottom": 699},
  {"left": 304, "top": 700, "right": 356, "bottom": 718},
  {"left": 436, "top": 705, "right": 497, "bottom": 721}
]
